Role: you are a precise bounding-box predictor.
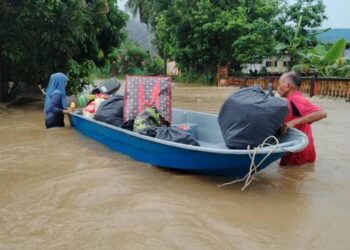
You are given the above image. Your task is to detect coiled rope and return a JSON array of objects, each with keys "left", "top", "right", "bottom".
[{"left": 218, "top": 136, "right": 281, "bottom": 191}]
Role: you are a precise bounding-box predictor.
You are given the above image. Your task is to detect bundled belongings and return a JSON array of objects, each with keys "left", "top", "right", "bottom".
[
  {"left": 80, "top": 93, "right": 110, "bottom": 118},
  {"left": 82, "top": 96, "right": 107, "bottom": 118},
  {"left": 78, "top": 93, "right": 110, "bottom": 108},
  {"left": 218, "top": 86, "right": 288, "bottom": 149},
  {"left": 133, "top": 106, "right": 162, "bottom": 137},
  {"left": 94, "top": 95, "right": 124, "bottom": 127},
  {"left": 155, "top": 127, "right": 199, "bottom": 146},
  {"left": 133, "top": 106, "right": 200, "bottom": 146},
  {"left": 124, "top": 76, "right": 172, "bottom": 125},
  {"left": 172, "top": 123, "right": 197, "bottom": 136}
]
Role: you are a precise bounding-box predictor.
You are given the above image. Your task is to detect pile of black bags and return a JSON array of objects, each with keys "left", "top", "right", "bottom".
[
  {"left": 218, "top": 86, "right": 288, "bottom": 149},
  {"left": 94, "top": 95, "right": 124, "bottom": 127}
]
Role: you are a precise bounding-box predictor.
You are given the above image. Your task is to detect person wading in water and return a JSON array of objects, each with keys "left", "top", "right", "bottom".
[
  {"left": 44, "top": 72, "right": 72, "bottom": 128},
  {"left": 278, "top": 72, "right": 327, "bottom": 166}
]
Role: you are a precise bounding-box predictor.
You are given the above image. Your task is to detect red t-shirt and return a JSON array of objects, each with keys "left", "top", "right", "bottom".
[{"left": 280, "top": 91, "right": 320, "bottom": 166}]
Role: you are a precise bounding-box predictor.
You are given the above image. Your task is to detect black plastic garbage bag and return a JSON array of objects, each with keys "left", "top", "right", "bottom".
[
  {"left": 155, "top": 126, "right": 200, "bottom": 146},
  {"left": 218, "top": 86, "right": 288, "bottom": 149},
  {"left": 92, "top": 78, "right": 121, "bottom": 95},
  {"left": 94, "top": 95, "right": 124, "bottom": 127}
]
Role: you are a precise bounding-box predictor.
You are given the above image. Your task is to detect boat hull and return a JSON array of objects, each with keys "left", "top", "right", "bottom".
[{"left": 69, "top": 109, "right": 307, "bottom": 178}]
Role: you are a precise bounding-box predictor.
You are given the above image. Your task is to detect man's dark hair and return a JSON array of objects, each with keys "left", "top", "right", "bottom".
[{"left": 285, "top": 72, "right": 302, "bottom": 88}]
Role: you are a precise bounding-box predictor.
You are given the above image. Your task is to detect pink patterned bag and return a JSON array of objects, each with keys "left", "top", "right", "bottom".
[{"left": 123, "top": 76, "right": 172, "bottom": 125}]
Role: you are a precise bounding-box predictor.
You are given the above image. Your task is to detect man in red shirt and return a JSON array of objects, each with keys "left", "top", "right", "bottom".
[{"left": 278, "top": 72, "right": 327, "bottom": 166}]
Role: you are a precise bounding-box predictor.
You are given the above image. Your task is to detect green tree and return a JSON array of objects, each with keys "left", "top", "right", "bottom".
[
  {"left": 125, "top": 0, "right": 170, "bottom": 73},
  {"left": 274, "top": 0, "right": 327, "bottom": 69},
  {"left": 155, "top": 0, "right": 279, "bottom": 78},
  {"left": 284, "top": 0, "right": 326, "bottom": 29},
  {"left": 121, "top": 0, "right": 328, "bottom": 80},
  {"left": 126, "top": 0, "right": 151, "bottom": 24},
  {"left": 126, "top": 0, "right": 170, "bottom": 28},
  {"left": 109, "top": 40, "right": 162, "bottom": 75},
  {"left": 0, "top": 0, "right": 128, "bottom": 102}
]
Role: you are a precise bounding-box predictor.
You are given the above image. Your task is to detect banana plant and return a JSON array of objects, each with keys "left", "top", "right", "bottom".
[
  {"left": 275, "top": 14, "right": 331, "bottom": 71},
  {"left": 275, "top": 16, "right": 304, "bottom": 70},
  {"left": 293, "top": 38, "right": 349, "bottom": 77}
]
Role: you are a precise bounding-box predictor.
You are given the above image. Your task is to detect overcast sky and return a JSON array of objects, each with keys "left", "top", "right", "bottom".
[
  {"left": 288, "top": 0, "right": 350, "bottom": 28},
  {"left": 323, "top": 0, "right": 350, "bottom": 28},
  {"left": 118, "top": 0, "right": 349, "bottom": 29}
]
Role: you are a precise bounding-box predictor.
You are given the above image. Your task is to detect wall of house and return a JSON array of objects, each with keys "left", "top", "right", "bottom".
[
  {"left": 261, "top": 56, "right": 290, "bottom": 73},
  {"left": 166, "top": 61, "right": 179, "bottom": 76},
  {"left": 242, "top": 56, "right": 291, "bottom": 74}
]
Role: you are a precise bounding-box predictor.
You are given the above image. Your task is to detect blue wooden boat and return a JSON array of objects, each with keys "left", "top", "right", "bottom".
[{"left": 69, "top": 109, "right": 308, "bottom": 178}]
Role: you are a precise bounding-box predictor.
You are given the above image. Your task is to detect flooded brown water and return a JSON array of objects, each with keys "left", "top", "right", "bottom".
[{"left": 1, "top": 85, "right": 350, "bottom": 250}]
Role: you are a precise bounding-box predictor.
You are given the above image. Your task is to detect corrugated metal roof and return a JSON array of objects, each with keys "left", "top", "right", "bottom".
[{"left": 315, "top": 28, "right": 350, "bottom": 44}]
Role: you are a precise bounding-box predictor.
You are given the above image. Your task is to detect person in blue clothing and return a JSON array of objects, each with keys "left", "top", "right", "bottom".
[{"left": 44, "top": 72, "right": 71, "bottom": 128}]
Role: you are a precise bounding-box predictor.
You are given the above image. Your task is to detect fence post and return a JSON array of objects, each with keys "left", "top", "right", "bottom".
[{"left": 310, "top": 76, "right": 315, "bottom": 97}]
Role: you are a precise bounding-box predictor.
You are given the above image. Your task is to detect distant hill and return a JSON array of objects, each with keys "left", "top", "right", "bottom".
[{"left": 118, "top": 0, "right": 157, "bottom": 54}]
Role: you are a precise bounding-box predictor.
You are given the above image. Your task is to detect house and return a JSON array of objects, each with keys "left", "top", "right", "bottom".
[
  {"left": 315, "top": 28, "right": 350, "bottom": 58},
  {"left": 242, "top": 28, "right": 350, "bottom": 74},
  {"left": 166, "top": 61, "right": 180, "bottom": 76},
  {"left": 242, "top": 56, "right": 290, "bottom": 74}
]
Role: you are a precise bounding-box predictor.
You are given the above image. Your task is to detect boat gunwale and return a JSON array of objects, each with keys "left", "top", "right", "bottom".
[{"left": 69, "top": 109, "right": 308, "bottom": 155}]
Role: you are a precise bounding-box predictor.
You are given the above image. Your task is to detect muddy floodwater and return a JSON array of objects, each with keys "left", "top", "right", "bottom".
[{"left": 1, "top": 85, "right": 350, "bottom": 250}]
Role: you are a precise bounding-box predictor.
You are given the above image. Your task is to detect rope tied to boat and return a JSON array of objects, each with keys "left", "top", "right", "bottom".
[{"left": 218, "top": 135, "right": 280, "bottom": 191}]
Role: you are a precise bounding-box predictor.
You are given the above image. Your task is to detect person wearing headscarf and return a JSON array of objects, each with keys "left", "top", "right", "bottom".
[{"left": 44, "top": 72, "right": 70, "bottom": 128}]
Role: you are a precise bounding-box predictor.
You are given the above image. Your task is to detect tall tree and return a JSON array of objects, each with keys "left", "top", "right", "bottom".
[
  {"left": 126, "top": 0, "right": 170, "bottom": 28},
  {"left": 274, "top": 0, "right": 327, "bottom": 69},
  {"left": 285, "top": 0, "right": 326, "bottom": 30},
  {"left": 155, "top": 0, "right": 279, "bottom": 77},
  {"left": 0, "top": 0, "right": 128, "bottom": 102},
  {"left": 123, "top": 0, "right": 327, "bottom": 79}
]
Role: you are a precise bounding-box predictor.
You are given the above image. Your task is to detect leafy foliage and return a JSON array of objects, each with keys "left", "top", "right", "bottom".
[
  {"left": 293, "top": 38, "right": 350, "bottom": 77},
  {"left": 143, "top": 56, "right": 163, "bottom": 76},
  {"left": 0, "top": 0, "right": 128, "bottom": 100},
  {"left": 66, "top": 59, "right": 95, "bottom": 94},
  {"left": 274, "top": 0, "right": 327, "bottom": 69},
  {"left": 284, "top": 0, "right": 326, "bottom": 29},
  {"left": 109, "top": 41, "right": 163, "bottom": 75},
  {"left": 126, "top": 0, "right": 170, "bottom": 29},
  {"left": 155, "top": 0, "right": 279, "bottom": 78}
]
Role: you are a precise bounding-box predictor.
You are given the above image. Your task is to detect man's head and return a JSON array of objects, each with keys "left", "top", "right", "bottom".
[{"left": 278, "top": 72, "right": 302, "bottom": 97}]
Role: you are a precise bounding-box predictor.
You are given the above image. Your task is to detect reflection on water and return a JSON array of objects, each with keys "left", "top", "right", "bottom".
[{"left": 1, "top": 86, "right": 350, "bottom": 250}]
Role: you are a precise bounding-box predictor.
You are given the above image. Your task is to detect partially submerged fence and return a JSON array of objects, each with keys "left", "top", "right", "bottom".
[{"left": 217, "top": 76, "right": 350, "bottom": 99}]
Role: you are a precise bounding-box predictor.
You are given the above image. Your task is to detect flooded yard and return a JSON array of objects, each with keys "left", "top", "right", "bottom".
[{"left": 0, "top": 85, "right": 349, "bottom": 249}]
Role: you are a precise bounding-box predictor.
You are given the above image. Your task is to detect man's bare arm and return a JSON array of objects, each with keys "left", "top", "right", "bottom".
[{"left": 286, "top": 110, "right": 327, "bottom": 127}]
